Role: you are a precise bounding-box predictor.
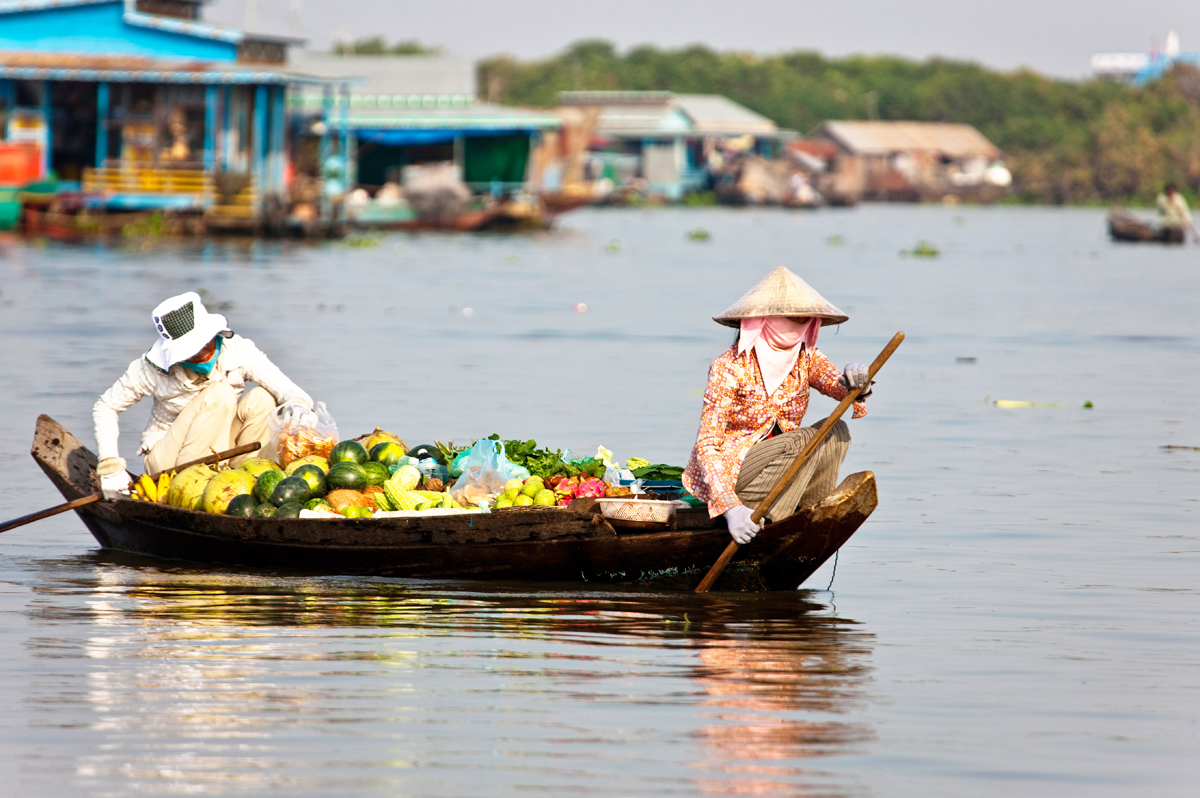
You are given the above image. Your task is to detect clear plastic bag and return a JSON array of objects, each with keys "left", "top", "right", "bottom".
[
  {"left": 268, "top": 401, "right": 338, "bottom": 467},
  {"left": 449, "top": 439, "right": 520, "bottom": 507}
]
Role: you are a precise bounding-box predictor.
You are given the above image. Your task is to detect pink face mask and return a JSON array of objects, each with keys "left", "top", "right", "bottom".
[{"left": 738, "top": 316, "right": 821, "bottom": 397}]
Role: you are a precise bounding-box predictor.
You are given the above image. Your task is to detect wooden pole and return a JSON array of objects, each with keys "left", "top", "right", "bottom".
[
  {"left": 695, "top": 331, "right": 905, "bottom": 593},
  {"left": 0, "top": 441, "right": 262, "bottom": 536}
]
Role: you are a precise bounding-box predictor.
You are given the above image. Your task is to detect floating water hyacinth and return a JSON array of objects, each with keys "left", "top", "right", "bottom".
[
  {"left": 901, "top": 240, "right": 940, "bottom": 257},
  {"left": 687, "top": 228, "right": 711, "bottom": 242}
]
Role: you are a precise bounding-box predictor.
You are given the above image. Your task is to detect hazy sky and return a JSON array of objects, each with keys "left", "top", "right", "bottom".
[{"left": 208, "top": 0, "right": 1198, "bottom": 79}]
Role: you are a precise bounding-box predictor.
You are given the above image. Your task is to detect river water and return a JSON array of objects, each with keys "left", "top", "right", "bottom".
[{"left": 0, "top": 206, "right": 1197, "bottom": 796}]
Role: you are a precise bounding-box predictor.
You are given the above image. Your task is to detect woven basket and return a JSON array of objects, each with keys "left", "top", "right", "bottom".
[{"left": 595, "top": 498, "right": 676, "bottom": 525}]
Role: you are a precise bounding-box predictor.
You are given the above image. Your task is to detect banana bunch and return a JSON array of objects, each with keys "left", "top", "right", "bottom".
[{"left": 130, "top": 471, "right": 174, "bottom": 503}]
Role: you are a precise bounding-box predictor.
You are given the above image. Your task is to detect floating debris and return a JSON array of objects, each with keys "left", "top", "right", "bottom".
[
  {"left": 1161, "top": 445, "right": 1200, "bottom": 451},
  {"left": 956, "top": 356, "right": 977, "bottom": 364},
  {"left": 342, "top": 233, "right": 381, "bottom": 248},
  {"left": 605, "top": 240, "right": 620, "bottom": 253},
  {"left": 994, "top": 400, "right": 1067, "bottom": 409},
  {"left": 901, "top": 240, "right": 940, "bottom": 257},
  {"left": 687, "top": 228, "right": 711, "bottom": 242},
  {"left": 1083, "top": 400, "right": 1094, "bottom": 408},
  {"left": 827, "top": 234, "right": 845, "bottom": 246}
]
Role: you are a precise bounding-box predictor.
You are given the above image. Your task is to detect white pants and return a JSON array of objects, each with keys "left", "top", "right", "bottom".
[{"left": 144, "top": 384, "right": 274, "bottom": 473}]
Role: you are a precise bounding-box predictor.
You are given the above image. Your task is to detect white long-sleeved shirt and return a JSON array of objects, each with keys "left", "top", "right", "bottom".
[{"left": 93, "top": 334, "right": 312, "bottom": 461}]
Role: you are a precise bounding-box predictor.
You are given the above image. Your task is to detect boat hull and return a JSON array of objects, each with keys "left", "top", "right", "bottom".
[{"left": 30, "top": 415, "right": 877, "bottom": 591}]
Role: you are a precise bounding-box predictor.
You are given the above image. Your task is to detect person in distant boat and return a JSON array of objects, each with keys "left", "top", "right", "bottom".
[
  {"left": 682, "top": 267, "right": 873, "bottom": 546},
  {"left": 1157, "top": 183, "right": 1197, "bottom": 243},
  {"left": 93, "top": 292, "right": 314, "bottom": 498}
]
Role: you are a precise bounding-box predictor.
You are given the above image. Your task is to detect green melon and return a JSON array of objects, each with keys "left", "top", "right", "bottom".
[
  {"left": 202, "top": 469, "right": 258, "bottom": 514},
  {"left": 270, "top": 475, "right": 312, "bottom": 507},
  {"left": 275, "top": 501, "right": 305, "bottom": 519},
  {"left": 253, "top": 502, "right": 277, "bottom": 518},
  {"left": 369, "top": 441, "right": 408, "bottom": 468},
  {"left": 292, "top": 464, "right": 328, "bottom": 497},
  {"left": 329, "top": 440, "right": 368, "bottom": 466},
  {"left": 326, "top": 462, "right": 368, "bottom": 491},
  {"left": 226, "top": 493, "right": 259, "bottom": 517},
  {"left": 254, "top": 469, "right": 285, "bottom": 504},
  {"left": 285, "top": 454, "right": 330, "bottom": 475},
  {"left": 406, "top": 444, "right": 445, "bottom": 465},
  {"left": 361, "top": 461, "right": 390, "bottom": 487},
  {"left": 304, "top": 497, "right": 333, "bottom": 511},
  {"left": 239, "top": 458, "right": 283, "bottom": 478}
]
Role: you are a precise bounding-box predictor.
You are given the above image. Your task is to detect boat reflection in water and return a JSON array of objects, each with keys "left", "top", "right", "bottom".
[{"left": 23, "top": 554, "right": 875, "bottom": 796}]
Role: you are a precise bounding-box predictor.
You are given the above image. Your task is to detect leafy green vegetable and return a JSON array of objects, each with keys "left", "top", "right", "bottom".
[{"left": 631, "top": 464, "right": 685, "bottom": 481}]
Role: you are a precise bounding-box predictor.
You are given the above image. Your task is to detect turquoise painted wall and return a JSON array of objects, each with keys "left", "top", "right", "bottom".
[{"left": 0, "top": 3, "right": 236, "bottom": 61}]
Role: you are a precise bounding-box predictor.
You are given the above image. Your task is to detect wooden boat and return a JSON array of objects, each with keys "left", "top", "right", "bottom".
[
  {"left": 1108, "top": 208, "right": 1184, "bottom": 243},
  {"left": 30, "top": 415, "right": 877, "bottom": 592}
]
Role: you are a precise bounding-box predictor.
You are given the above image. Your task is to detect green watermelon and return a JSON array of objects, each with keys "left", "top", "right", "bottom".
[
  {"left": 326, "top": 462, "right": 368, "bottom": 491},
  {"left": 292, "top": 464, "right": 328, "bottom": 497},
  {"left": 226, "top": 493, "right": 259, "bottom": 517},
  {"left": 304, "top": 497, "right": 332, "bottom": 511},
  {"left": 329, "top": 440, "right": 368, "bottom": 466},
  {"left": 406, "top": 443, "right": 445, "bottom": 465},
  {"left": 361, "top": 461, "right": 390, "bottom": 487},
  {"left": 275, "top": 501, "right": 304, "bottom": 519},
  {"left": 254, "top": 470, "right": 285, "bottom": 504},
  {"left": 253, "top": 502, "right": 277, "bottom": 518},
  {"left": 270, "top": 475, "right": 312, "bottom": 507},
  {"left": 369, "top": 441, "right": 408, "bottom": 468}
]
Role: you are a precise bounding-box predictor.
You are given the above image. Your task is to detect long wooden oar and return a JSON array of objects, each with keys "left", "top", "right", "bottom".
[
  {"left": 695, "top": 331, "right": 905, "bottom": 593},
  {"left": 0, "top": 441, "right": 262, "bottom": 535}
]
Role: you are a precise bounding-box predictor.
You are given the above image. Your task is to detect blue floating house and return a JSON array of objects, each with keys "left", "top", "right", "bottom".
[
  {"left": 0, "top": 0, "right": 342, "bottom": 224},
  {"left": 289, "top": 52, "right": 560, "bottom": 194}
]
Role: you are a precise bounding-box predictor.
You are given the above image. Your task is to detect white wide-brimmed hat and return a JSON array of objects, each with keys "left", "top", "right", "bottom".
[
  {"left": 145, "top": 292, "right": 228, "bottom": 371},
  {"left": 713, "top": 266, "right": 848, "bottom": 328}
]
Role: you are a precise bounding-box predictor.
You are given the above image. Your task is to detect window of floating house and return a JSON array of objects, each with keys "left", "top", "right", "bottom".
[
  {"left": 135, "top": 0, "right": 201, "bottom": 19},
  {"left": 157, "top": 85, "right": 206, "bottom": 166},
  {"left": 463, "top": 134, "right": 530, "bottom": 185}
]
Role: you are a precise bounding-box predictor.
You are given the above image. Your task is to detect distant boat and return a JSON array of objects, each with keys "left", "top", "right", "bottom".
[{"left": 1107, "top": 207, "right": 1184, "bottom": 243}]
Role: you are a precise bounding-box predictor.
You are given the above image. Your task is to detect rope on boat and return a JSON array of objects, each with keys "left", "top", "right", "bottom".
[{"left": 825, "top": 550, "right": 839, "bottom": 591}]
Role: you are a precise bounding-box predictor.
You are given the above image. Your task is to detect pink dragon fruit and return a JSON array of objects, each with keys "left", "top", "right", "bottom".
[{"left": 575, "top": 478, "right": 607, "bottom": 498}]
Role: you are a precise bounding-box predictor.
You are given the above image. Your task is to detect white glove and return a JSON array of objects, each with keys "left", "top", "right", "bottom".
[
  {"left": 724, "top": 504, "right": 761, "bottom": 545},
  {"left": 97, "top": 457, "right": 131, "bottom": 500},
  {"left": 840, "top": 362, "right": 873, "bottom": 398},
  {"left": 275, "top": 401, "right": 315, "bottom": 430}
]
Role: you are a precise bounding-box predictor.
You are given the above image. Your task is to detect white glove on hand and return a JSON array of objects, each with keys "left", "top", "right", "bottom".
[
  {"left": 275, "top": 401, "right": 315, "bottom": 430},
  {"left": 724, "top": 504, "right": 761, "bottom": 545},
  {"left": 97, "top": 457, "right": 131, "bottom": 500},
  {"left": 840, "top": 362, "right": 873, "bottom": 398}
]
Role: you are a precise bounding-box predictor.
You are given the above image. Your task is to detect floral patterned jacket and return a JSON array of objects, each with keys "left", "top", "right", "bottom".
[{"left": 682, "top": 344, "right": 866, "bottom": 517}]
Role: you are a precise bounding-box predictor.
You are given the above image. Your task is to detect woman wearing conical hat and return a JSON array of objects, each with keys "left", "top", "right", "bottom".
[{"left": 682, "top": 268, "right": 873, "bottom": 546}]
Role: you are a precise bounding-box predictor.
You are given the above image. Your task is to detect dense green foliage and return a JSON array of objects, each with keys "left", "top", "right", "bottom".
[
  {"left": 478, "top": 41, "right": 1200, "bottom": 203},
  {"left": 333, "top": 37, "right": 439, "bottom": 56}
]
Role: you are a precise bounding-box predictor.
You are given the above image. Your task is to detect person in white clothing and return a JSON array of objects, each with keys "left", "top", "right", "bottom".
[{"left": 94, "top": 292, "right": 315, "bottom": 498}]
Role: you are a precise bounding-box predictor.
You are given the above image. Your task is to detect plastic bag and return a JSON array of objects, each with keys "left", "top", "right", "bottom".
[
  {"left": 268, "top": 401, "right": 338, "bottom": 467},
  {"left": 449, "top": 439, "right": 520, "bottom": 507}
]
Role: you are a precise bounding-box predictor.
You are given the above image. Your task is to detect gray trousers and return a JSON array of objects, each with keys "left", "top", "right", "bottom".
[{"left": 734, "top": 418, "right": 851, "bottom": 523}]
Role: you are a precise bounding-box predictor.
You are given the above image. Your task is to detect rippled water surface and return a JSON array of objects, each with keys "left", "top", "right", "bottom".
[{"left": 0, "top": 206, "right": 1197, "bottom": 796}]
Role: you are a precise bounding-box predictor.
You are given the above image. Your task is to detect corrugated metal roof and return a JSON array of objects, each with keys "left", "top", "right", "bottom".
[
  {"left": 289, "top": 51, "right": 476, "bottom": 98},
  {"left": 820, "top": 121, "right": 1000, "bottom": 158},
  {"left": 322, "top": 101, "right": 559, "bottom": 131},
  {"left": 0, "top": 50, "right": 331, "bottom": 83},
  {"left": 556, "top": 90, "right": 780, "bottom": 138},
  {"left": 673, "top": 94, "right": 776, "bottom": 135}
]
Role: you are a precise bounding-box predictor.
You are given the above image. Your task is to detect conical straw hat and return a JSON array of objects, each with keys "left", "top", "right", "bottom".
[{"left": 713, "top": 267, "right": 848, "bottom": 328}]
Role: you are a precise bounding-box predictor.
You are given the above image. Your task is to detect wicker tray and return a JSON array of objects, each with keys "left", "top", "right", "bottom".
[{"left": 594, "top": 498, "right": 677, "bottom": 528}]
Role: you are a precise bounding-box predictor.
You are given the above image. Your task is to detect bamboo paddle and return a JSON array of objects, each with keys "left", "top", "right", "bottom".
[
  {"left": 0, "top": 441, "right": 262, "bottom": 535},
  {"left": 694, "top": 331, "right": 905, "bottom": 593}
]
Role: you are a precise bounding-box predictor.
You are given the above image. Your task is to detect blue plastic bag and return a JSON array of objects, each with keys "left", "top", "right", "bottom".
[{"left": 449, "top": 439, "right": 521, "bottom": 506}]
